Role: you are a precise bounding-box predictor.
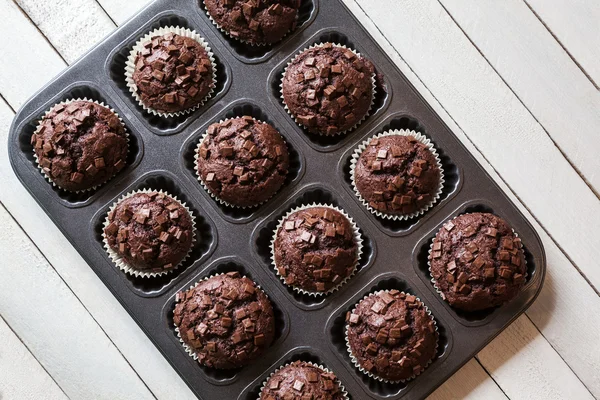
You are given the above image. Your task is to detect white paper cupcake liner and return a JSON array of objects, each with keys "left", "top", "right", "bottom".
[
  {"left": 257, "top": 360, "right": 349, "bottom": 400},
  {"left": 173, "top": 272, "right": 271, "bottom": 365},
  {"left": 102, "top": 189, "right": 197, "bottom": 278},
  {"left": 125, "top": 26, "right": 217, "bottom": 118},
  {"left": 350, "top": 129, "right": 445, "bottom": 220},
  {"left": 280, "top": 42, "right": 377, "bottom": 136},
  {"left": 345, "top": 290, "right": 439, "bottom": 384},
  {"left": 33, "top": 98, "right": 129, "bottom": 193},
  {"left": 427, "top": 214, "right": 528, "bottom": 303},
  {"left": 193, "top": 117, "right": 289, "bottom": 209},
  {"left": 270, "top": 203, "right": 363, "bottom": 296},
  {"left": 201, "top": 0, "right": 298, "bottom": 47}
]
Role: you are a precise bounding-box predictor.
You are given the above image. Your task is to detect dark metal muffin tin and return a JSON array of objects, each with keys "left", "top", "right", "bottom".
[{"left": 8, "top": 0, "right": 546, "bottom": 399}]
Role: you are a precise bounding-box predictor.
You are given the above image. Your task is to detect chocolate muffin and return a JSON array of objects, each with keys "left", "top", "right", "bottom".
[
  {"left": 104, "top": 191, "right": 194, "bottom": 275},
  {"left": 260, "top": 361, "right": 346, "bottom": 400},
  {"left": 196, "top": 116, "right": 289, "bottom": 207},
  {"left": 32, "top": 100, "right": 128, "bottom": 192},
  {"left": 173, "top": 272, "right": 275, "bottom": 369},
  {"left": 282, "top": 43, "right": 375, "bottom": 135},
  {"left": 353, "top": 134, "right": 442, "bottom": 217},
  {"left": 131, "top": 32, "right": 214, "bottom": 114},
  {"left": 273, "top": 206, "right": 359, "bottom": 294},
  {"left": 204, "top": 0, "right": 300, "bottom": 45},
  {"left": 346, "top": 290, "right": 438, "bottom": 382},
  {"left": 429, "top": 213, "right": 527, "bottom": 312}
]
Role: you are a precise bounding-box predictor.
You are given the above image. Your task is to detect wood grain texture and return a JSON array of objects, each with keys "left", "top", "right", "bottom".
[
  {"left": 0, "top": 317, "right": 68, "bottom": 400},
  {"left": 0, "top": 0, "right": 66, "bottom": 108},
  {"left": 525, "top": 0, "right": 600, "bottom": 89},
  {"left": 440, "top": 0, "right": 600, "bottom": 204},
  {"left": 97, "top": 0, "right": 150, "bottom": 25}
]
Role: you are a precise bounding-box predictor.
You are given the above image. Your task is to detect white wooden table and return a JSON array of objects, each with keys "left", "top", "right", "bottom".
[{"left": 1, "top": 0, "right": 599, "bottom": 399}]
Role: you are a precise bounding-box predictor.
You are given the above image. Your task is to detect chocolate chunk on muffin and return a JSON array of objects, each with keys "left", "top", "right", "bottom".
[
  {"left": 104, "top": 191, "right": 194, "bottom": 275},
  {"left": 260, "top": 361, "right": 346, "bottom": 400},
  {"left": 174, "top": 272, "right": 275, "bottom": 369},
  {"left": 353, "top": 134, "right": 442, "bottom": 217},
  {"left": 429, "top": 213, "right": 527, "bottom": 312},
  {"left": 273, "top": 206, "right": 359, "bottom": 294},
  {"left": 282, "top": 43, "right": 375, "bottom": 135},
  {"left": 196, "top": 116, "right": 289, "bottom": 207},
  {"left": 32, "top": 100, "right": 128, "bottom": 192},
  {"left": 204, "top": 0, "right": 300, "bottom": 45},
  {"left": 346, "top": 290, "right": 438, "bottom": 382},
  {"left": 132, "top": 32, "right": 214, "bottom": 114}
]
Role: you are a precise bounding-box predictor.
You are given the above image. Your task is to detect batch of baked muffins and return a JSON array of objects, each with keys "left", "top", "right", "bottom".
[{"left": 27, "top": 1, "right": 529, "bottom": 398}]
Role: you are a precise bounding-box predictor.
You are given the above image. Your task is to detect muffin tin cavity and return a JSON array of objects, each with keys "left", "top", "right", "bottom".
[
  {"left": 326, "top": 275, "right": 451, "bottom": 398},
  {"left": 92, "top": 172, "right": 216, "bottom": 297},
  {"left": 253, "top": 185, "right": 375, "bottom": 310},
  {"left": 414, "top": 202, "right": 538, "bottom": 326},
  {"left": 17, "top": 84, "right": 142, "bottom": 207},
  {"left": 107, "top": 13, "right": 230, "bottom": 134},
  {"left": 341, "top": 114, "right": 461, "bottom": 236},
  {"left": 163, "top": 258, "right": 289, "bottom": 384},
  {"left": 197, "top": 0, "right": 317, "bottom": 63},
  {"left": 181, "top": 100, "right": 304, "bottom": 222},
  {"left": 269, "top": 29, "right": 389, "bottom": 152}
]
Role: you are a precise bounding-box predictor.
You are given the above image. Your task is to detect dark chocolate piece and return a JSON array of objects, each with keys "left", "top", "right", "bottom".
[{"left": 260, "top": 361, "right": 345, "bottom": 400}]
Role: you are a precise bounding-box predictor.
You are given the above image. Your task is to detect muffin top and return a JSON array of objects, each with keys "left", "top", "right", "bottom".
[
  {"left": 32, "top": 100, "right": 128, "bottom": 192},
  {"left": 354, "top": 134, "right": 441, "bottom": 216},
  {"left": 173, "top": 272, "right": 275, "bottom": 369},
  {"left": 204, "top": 0, "right": 300, "bottom": 45},
  {"left": 104, "top": 192, "right": 194, "bottom": 273},
  {"left": 196, "top": 116, "right": 289, "bottom": 207},
  {"left": 273, "top": 206, "right": 358, "bottom": 293},
  {"left": 346, "top": 290, "right": 438, "bottom": 382},
  {"left": 132, "top": 32, "right": 214, "bottom": 114},
  {"left": 282, "top": 43, "right": 375, "bottom": 135},
  {"left": 260, "top": 361, "right": 346, "bottom": 400},
  {"left": 429, "top": 213, "right": 527, "bottom": 312}
]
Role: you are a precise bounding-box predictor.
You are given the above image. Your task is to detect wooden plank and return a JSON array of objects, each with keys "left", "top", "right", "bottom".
[
  {"left": 14, "top": 0, "right": 116, "bottom": 63},
  {"left": 0, "top": 317, "right": 68, "bottom": 400},
  {"left": 0, "top": 0, "right": 66, "bottom": 108},
  {"left": 0, "top": 202, "right": 156, "bottom": 400},
  {"left": 478, "top": 315, "right": 594, "bottom": 399},
  {"left": 427, "top": 359, "right": 507, "bottom": 400},
  {"left": 525, "top": 0, "right": 600, "bottom": 89},
  {"left": 349, "top": 0, "right": 600, "bottom": 294},
  {"left": 97, "top": 0, "right": 150, "bottom": 25},
  {"left": 440, "top": 0, "right": 600, "bottom": 205}
]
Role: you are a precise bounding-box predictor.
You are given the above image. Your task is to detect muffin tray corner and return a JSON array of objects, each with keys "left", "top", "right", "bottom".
[{"left": 7, "top": 0, "right": 546, "bottom": 399}]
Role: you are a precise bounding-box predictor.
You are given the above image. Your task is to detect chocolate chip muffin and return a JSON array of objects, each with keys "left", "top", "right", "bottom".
[
  {"left": 260, "top": 361, "right": 346, "bottom": 400},
  {"left": 104, "top": 191, "right": 194, "bottom": 275},
  {"left": 32, "top": 100, "right": 128, "bottom": 192},
  {"left": 173, "top": 272, "right": 275, "bottom": 369},
  {"left": 353, "top": 134, "right": 442, "bottom": 217},
  {"left": 346, "top": 290, "right": 438, "bottom": 382},
  {"left": 273, "top": 206, "right": 359, "bottom": 294},
  {"left": 282, "top": 43, "right": 375, "bottom": 135},
  {"left": 132, "top": 32, "right": 214, "bottom": 114},
  {"left": 196, "top": 116, "right": 289, "bottom": 207},
  {"left": 204, "top": 0, "right": 300, "bottom": 45},
  {"left": 429, "top": 213, "right": 527, "bottom": 312}
]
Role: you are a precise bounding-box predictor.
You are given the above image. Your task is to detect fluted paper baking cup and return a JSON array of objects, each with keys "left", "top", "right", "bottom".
[
  {"left": 194, "top": 117, "right": 289, "bottom": 209},
  {"left": 280, "top": 42, "right": 376, "bottom": 136},
  {"left": 102, "top": 189, "right": 196, "bottom": 278},
  {"left": 427, "top": 214, "right": 528, "bottom": 304},
  {"left": 270, "top": 203, "right": 363, "bottom": 296},
  {"left": 345, "top": 290, "right": 439, "bottom": 383},
  {"left": 125, "top": 26, "right": 217, "bottom": 118},
  {"left": 257, "top": 361, "right": 349, "bottom": 400},
  {"left": 33, "top": 98, "right": 129, "bottom": 193},
  {"left": 173, "top": 272, "right": 272, "bottom": 367},
  {"left": 350, "top": 129, "right": 445, "bottom": 220}
]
